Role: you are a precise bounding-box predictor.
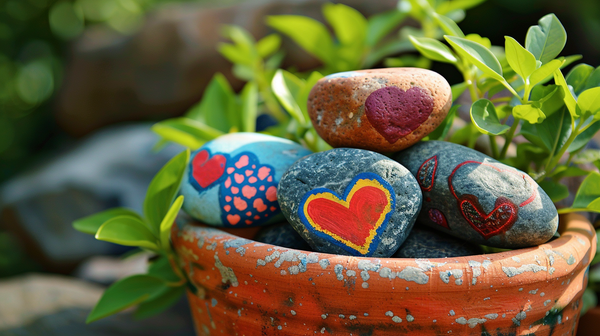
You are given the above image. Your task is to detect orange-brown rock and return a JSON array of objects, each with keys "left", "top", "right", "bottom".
[{"left": 308, "top": 68, "right": 452, "bottom": 152}]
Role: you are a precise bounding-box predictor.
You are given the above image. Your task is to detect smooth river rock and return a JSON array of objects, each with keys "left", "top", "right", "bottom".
[
  {"left": 278, "top": 148, "right": 422, "bottom": 257},
  {"left": 254, "top": 222, "right": 311, "bottom": 251},
  {"left": 393, "top": 225, "right": 482, "bottom": 258},
  {"left": 180, "top": 133, "right": 312, "bottom": 227},
  {"left": 307, "top": 68, "right": 452, "bottom": 152},
  {"left": 394, "top": 141, "right": 558, "bottom": 248}
]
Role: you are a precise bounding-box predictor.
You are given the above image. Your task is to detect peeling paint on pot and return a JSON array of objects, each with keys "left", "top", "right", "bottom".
[{"left": 172, "top": 213, "right": 596, "bottom": 335}]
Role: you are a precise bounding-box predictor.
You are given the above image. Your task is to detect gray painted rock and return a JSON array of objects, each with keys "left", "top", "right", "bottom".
[
  {"left": 394, "top": 141, "right": 558, "bottom": 248},
  {"left": 393, "top": 225, "right": 482, "bottom": 258},
  {"left": 254, "top": 222, "right": 311, "bottom": 251},
  {"left": 179, "top": 133, "right": 312, "bottom": 227},
  {"left": 278, "top": 148, "right": 422, "bottom": 257}
]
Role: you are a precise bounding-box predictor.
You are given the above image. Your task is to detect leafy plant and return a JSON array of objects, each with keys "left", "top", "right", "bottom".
[{"left": 73, "top": 149, "right": 190, "bottom": 322}]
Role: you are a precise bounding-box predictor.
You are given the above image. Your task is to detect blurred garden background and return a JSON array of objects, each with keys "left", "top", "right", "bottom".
[{"left": 0, "top": 0, "right": 599, "bottom": 334}]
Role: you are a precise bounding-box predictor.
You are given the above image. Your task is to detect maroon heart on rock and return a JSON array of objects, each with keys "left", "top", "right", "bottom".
[
  {"left": 192, "top": 150, "right": 227, "bottom": 188},
  {"left": 365, "top": 86, "right": 434, "bottom": 144},
  {"left": 458, "top": 194, "right": 518, "bottom": 239}
]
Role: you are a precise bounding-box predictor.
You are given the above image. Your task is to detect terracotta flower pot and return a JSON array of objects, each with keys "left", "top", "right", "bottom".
[{"left": 172, "top": 213, "right": 596, "bottom": 335}]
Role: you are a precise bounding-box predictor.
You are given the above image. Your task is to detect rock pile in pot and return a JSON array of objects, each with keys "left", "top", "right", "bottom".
[{"left": 179, "top": 68, "right": 559, "bottom": 258}]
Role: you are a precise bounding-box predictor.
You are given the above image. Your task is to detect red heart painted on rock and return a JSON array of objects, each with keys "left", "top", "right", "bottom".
[
  {"left": 458, "top": 194, "right": 518, "bottom": 239},
  {"left": 300, "top": 174, "right": 395, "bottom": 255},
  {"left": 428, "top": 208, "right": 449, "bottom": 229},
  {"left": 192, "top": 150, "right": 227, "bottom": 188},
  {"left": 365, "top": 86, "right": 434, "bottom": 144}
]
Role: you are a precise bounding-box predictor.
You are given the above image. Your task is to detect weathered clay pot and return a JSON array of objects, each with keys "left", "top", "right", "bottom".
[{"left": 172, "top": 213, "right": 596, "bottom": 335}]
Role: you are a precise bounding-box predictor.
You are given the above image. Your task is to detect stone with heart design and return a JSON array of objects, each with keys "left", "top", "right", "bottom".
[
  {"left": 394, "top": 141, "right": 558, "bottom": 248},
  {"left": 278, "top": 148, "right": 422, "bottom": 257},
  {"left": 308, "top": 68, "right": 451, "bottom": 152},
  {"left": 393, "top": 225, "right": 482, "bottom": 259},
  {"left": 179, "top": 133, "right": 312, "bottom": 227}
]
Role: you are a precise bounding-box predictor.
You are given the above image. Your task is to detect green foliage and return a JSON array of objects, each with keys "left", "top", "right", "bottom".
[
  {"left": 86, "top": 275, "right": 169, "bottom": 323},
  {"left": 470, "top": 99, "right": 510, "bottom": 135},
  {"left": 73, "top": 149, "right": 190, "bottom": 322}
]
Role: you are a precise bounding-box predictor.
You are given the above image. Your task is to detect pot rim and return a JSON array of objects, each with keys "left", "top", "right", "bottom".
[{"left": 177, "top": 213, "right": 596, "bottom": 292}]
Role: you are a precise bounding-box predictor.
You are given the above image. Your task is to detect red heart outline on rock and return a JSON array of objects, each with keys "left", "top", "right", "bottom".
[
  {"left": 365, "top": 86, "right": 434, "bottom": 144},
  {"left": 458, "top": 195, "right": 518, "bottom": 239},
  {"left": 192, "top": 150, "right": 227, "bottom": 188}
]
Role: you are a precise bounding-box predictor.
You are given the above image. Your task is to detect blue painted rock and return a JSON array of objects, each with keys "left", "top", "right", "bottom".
[
  {"left": 393, "top": 225, "right": 482, "bottom": 258},
  {"left": 179, "top": 133, "right": 312, "bottom": 227},
  {"left": 254, "top": 222, "right": 311, "bottom": 251},
  {"left": 308, "top": 68, "right": 452, "bottom": 152},
  {"left": 277, "top": 148, "right": 422, "bottom": 257},
  {"left": 394, "top": 141, "right": 558, "bottom": 248}
]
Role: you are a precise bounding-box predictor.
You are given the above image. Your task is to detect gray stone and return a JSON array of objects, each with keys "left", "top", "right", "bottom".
[
  {"left": 254, "top": 222, "right": 312, "bottom": 251},
  {"left": 393, "top": 225, "right": 482, "bottom": 258},
  {"left": 278, "top": 148, "right": 422, "bottom": 257},
  {"left": 394, "top": 141, "right": 558, "bottom": 248}
]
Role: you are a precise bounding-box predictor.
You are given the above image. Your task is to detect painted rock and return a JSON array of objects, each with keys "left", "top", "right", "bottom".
[
  {"left": 394, "top": 141, "right": 558, "bottom": 248},
  {"left": 278, "top": 148, "right": 422, "bottom": 257},
  {"left": 254, "top": 222, "right": 312, "bottom": 251},
  {"left": 180, "top": 133, "right": 312, "bottom": 227},
  {"left": 393, "top": 225, "right": 482, "bottom": 258},
  {"left": 308, "top": 68, "right": 452, "bottom": 152}
]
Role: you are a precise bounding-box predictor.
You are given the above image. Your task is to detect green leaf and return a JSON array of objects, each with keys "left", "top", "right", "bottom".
[
  {"left": 567, "top": 121, "right": 600, "bottom": 152},
  {"left": 465, "top": 34, "right": 491, "bottom": 49},
  {"left": 143, "top": 150, "right": 189, "bottom": 234},
  {"left": 185, "top": 74, "right": 237, "bottom": 132},
  {"left": 449, "top": 123, "right": 480, "bottom": 147},
  {"left": 323, "top": 3, "right": 367, "bottom": 47},
  {"left": 408, "top": 36, "right": 457, "bottom": 63},
  {"left": 135, "top": 285, "right": 185, "bottom": 320},
  {"left": 539, "top": 179, "right": 569, "bottom": 202},
  {"left": 573, "top": 149, "right": 600, "bottom": 165},
  {"left": 86, "top": 275, "right": 166, "bottom": 323},
  {"left": 513, "top": 104, "right": 546, "bottom": 124},
  {"left": 256, "top": 34, "right": 281, "bottom": 58},
  {"left": 577, "top": 87, "right": 600, "bottom": 116},
  {"left": 504, "top": 36, "right": 537, "bottom": 80},
  {"left": 427, "top": 105, "right": 458, "bottom": 140},
  {"left": 73, "top": 208, "right": 142, "bottom": 235},
  {"left": 271, "top": 70, "right": 306, "bottom": 125},
  {"left": 363, "top": 39, "right": 414, "bottom": 68},
  {"left": 384, "top": 55, "right": 431, "bottom": 68},
  {"left": 530, "top": 85, "right": 564, "bottom": 117},
  {"left": 218, "top": 44, "right": 253, "bottom": 66},
  {"left": 445, "top": 35, "right": 503, "bottom": 81},
  {"left": 551, "top": 165, "right": 590, "bottom": 180},
  {"left": 470, "top": 99, "right": 510, "bottom": 135},
  {"left": 520, "top": 107, "right": 570, "bottom": 154},
  {"left": 221, "top": 25, "right": 256, "bottom": 50},
  {"left": 159, "top": 195, "right": 183, "bottom": 250},
  {"left": 433, "top": 13, "right": 464, "bottom": 37},
  {"left": 572, "top": 172, "right": 600, "bottom": 211},
  {"left": 583, "top": 66, "right": 600, "bottom": 92},
  {"left": 148, "top": 256, "right": 181, "bottom": 283},
  {"left": 451, "top": 82, "right": 468, "bottom": 102},
  {"left": 437, "top": 0, "right": 486, "bottom": 15},
  {"left": 554, "top": 69, "right": 578, "bottom": 118},
  {"left": 96, "top": 216, "right": 158, "bottom": 250},
  {"left": 266, "top": 15, "right": 334, "bottom": 64},
  {"left": 152, "top": 118, "right": 224, "bottom": 150},
  {"left": 525, "top": 14, "right": 567, "bottom": 64},
  {"left": 240, "top": 82, "right": 258, "bottom": 132},
  {"left": 297, "top": 71, "right": 323, "bottom": 119},
  {"left": 566, "top": 64, "right": 594, "bottom": 95},
  {"left": 581, "top": 288, "right": 598, "bottom": 316},
  {"left": 528, "top": 59, "right": 563, "bottom": 87},
  {"left": 366, "top": 10, "right": 407, "bottom": 47}
]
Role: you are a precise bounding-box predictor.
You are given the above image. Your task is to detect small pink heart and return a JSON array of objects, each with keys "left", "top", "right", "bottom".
[{"left": 365, "top": 86, "right": 434, "bottom": 144}]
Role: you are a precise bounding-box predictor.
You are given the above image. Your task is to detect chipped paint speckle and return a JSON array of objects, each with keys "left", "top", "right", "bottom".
[
  {"left": 397, "top": 266, "right": 429, "bottom": 284},
  {"left": 502, "top": 264, "right": 547, "bottom": 277},
  {"left": 456, "top": 317, "right": 486, "bottom": 328},
  {"left": 214, "top": 254, "right": 238, "bottom": 287},
  {"left": 393, "top": 316, "right": 402, "bottom": 323}
]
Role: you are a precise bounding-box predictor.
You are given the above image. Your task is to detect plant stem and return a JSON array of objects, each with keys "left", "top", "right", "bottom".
[
  {"left": 254, "top": 62, "right": 287, "bottom": 123},
  {"left": 489, "top": 135, "right": 499, "bottom": 158},
  {"left": 499, "top": 118, "right": 520, "bottom": 159},
  {"left": 557, "top": 208, "right": 589, "bottom": 214},
  {"left": 544, "top": 123, "right": 581, "bottom": 176}
]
